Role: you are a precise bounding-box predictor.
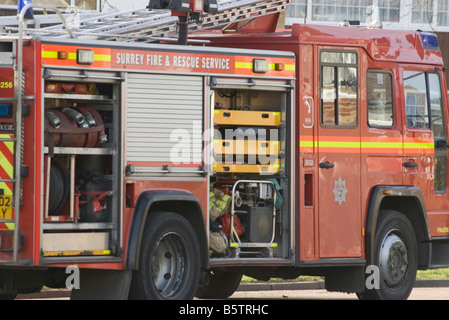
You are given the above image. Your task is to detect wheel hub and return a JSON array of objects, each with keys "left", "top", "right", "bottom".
[
  {"left": 379, "top": 232, "right": 408, "bottom": 287},
  {"left": 151, "top": 232, "right": 186, "bottom": 298}
]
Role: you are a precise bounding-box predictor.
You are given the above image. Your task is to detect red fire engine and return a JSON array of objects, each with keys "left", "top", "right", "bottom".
[{"left": 0, "top": 0, "right": 447, "bottom": 300}]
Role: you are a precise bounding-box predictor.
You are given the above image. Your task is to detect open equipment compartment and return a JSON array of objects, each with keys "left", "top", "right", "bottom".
[
  {"left": 209, "top": 76, "right": 292, "bottom": 261},
  {"left": 41, "top": 70, "right": 121, "bottom": 259}
]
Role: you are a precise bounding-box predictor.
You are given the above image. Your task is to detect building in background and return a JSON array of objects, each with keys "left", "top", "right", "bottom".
[
  {"left": 285, "top": 0, "right": 449, "bottom": 86},
  {"left": 286, "top": 0, "right": 448, "bottom": 31},
  {"left": 99, "top": 0, "right": 148, "bottom": 11}
]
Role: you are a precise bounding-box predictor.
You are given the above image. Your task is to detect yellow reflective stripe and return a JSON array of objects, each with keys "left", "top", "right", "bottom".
[
  {"left": 4, "top": 140, "right": 13, "bottom": 154},
  {"left": 0, "top": 223, "right": 15, "bottom": 230},
  {"left": 299, "top": 141, "right": 314, "bottom": 148},
  {"left": 42, "top": 51, "right": 111, "bottom": 62},
  {"left": 42, "top": 51, "right": 78, "bottom": 59},
  {"left": 235, "top": 61, "right": 252, "bottom": 69},
  {"left": 403, "top": 142, "right": 434, "bottom": 149},
  {"left": 0, "top": 153, "right": 13, "bottom": 179},
  {"left": 300, "top": 139, "right": 434, "bottom": 150},
  {"left": 41, "top": 51, "right": 77, "bottom": 59},
  {"left": 95, "top": 54, "right": 111, "bottom": 62},
  {"left": 318, "top": 141, "right": 360, "bottom": 148},
  {"left": 230, "top": 243, "right": 277, "bottom": 247},
  {"left": 361, "top": 142, "right": 403, "bottom": 149},
  {"left": 209, "top": 193, "right": 230, "bottom": 211},
  {"left": 43, "top": 250, "right": 111, "bottom": 257},
  {"left": 235, "top": 62, "right": 295, "bottom": 71},
  {"left": 41, "top": 51, "right": 58, "bottom": 59},
  {"left": 0, "top": 134, "right": 14, "bottom": 155}
]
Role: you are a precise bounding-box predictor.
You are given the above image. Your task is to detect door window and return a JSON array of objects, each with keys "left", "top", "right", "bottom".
[
  {"left": 320, "top": 51, "right": 358, "bottom": 127},
  {"left": 403, "top": 71, "right": 430, "bottom": 129},
  {"left": 367, "top": 71, "right": 394, "bottom": 128},
  {"left": 428, "top": 73, "right": 447, "bottom": 192}
]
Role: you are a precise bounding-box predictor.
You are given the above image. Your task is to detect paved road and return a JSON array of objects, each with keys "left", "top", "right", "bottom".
[
  {"left": 230, "top": 286, "right": 449, "bottom": 300},
  {"left": 231, "top": 280, "right": 449, "bottom": 300},
  {"left": 16, "top": 280, "right": 449, "bottom": 300}
]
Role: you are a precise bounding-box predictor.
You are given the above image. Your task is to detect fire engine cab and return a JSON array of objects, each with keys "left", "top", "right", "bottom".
[{"left": 0, "top": 0, "right": 447, "bottom": 300}]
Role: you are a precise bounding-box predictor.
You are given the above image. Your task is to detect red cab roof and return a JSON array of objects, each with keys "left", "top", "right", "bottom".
[{"left": 192, "top": 23, "right": 443, "bottom": 66}]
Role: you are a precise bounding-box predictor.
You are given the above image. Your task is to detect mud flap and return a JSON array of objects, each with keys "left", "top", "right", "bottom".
[{"left": 70, "top": 269, "right": 132, "bottom": 300}]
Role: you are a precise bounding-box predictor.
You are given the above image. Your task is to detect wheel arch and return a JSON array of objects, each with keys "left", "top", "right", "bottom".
[
  {"left": 126, "top": 190, "right": 208, "bottom": 271},
  {"left": 365, "top": 186, "right": 431, "bottom": 269}
]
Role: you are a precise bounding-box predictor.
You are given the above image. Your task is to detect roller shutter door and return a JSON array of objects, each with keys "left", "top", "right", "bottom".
[{"left": 125, "top": 73, "right": 203, "bottom": 167}]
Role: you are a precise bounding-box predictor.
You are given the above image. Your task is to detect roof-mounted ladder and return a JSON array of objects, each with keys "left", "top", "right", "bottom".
[{"left": 3, "top": 0, "right": 289, "bottom": 42}]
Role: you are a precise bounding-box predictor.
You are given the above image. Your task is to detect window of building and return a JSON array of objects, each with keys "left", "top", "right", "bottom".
[
  {"left": 378, "top": 0, "right": 400, "bottom": 22},
  {"left": 320, "top": 51, "right": 358, "bottom": 127},
  {"left": 312, "top": 0, "right": 365, "bottom": 22},
  {"left": 367, "top": 71, "right": 394, "bottom": 127},
  {"left": 286, "top": 0, "right": 449, "bottom": 30},
  {"left": 438, "top": 0, "right": 449, "bottom": 26},
  {"left": 286, "top": 0, "right": 307, "bottom": 19},
  {"left": 306, "top": 0, "right": 400, "bottom": 23},
  {"left": 28, "top": 0, "right": 97, "bottom": 10},
  {"left": 411, "top": 0, "right": 433, "bottom": 24}
]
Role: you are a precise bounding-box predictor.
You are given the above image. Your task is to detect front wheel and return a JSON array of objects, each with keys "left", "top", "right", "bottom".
[
  {"left": 359, "top": 210, "right": 418, "bottom": 300},
  {"left": 129, "top": 211, "right": 201, "bottom": 300}
]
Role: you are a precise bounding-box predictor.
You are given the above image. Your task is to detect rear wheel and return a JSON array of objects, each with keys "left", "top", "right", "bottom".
[
  {"left": 359, "top": 210, "right": 418, "bottom": 300},
  {"left": 129, "top": 211, "right": 201, "bottom": 300}
]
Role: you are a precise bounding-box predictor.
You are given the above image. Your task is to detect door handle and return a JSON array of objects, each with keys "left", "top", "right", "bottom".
[
  {"left": 403, "top": 162, "right": 418, "bottom": 168},
  {"left": 319, "top": 162, "right": 335, "bottom": 169},
  {"left": 435, "top": 139, "right": 449, "bottom": 149}
]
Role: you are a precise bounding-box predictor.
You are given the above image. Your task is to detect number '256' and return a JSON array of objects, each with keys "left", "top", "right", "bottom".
[{"left": 0, "top": 82, "right": 12, "bottom": 89}]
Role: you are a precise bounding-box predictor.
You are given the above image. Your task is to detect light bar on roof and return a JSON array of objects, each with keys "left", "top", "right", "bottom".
[{"left": 420, "top": 32, "right": 439, "bottom": 50}]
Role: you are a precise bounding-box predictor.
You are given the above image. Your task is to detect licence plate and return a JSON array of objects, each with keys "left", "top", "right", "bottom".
[{"left": 0, "top": 195, "right": 12, "bottom": 219}]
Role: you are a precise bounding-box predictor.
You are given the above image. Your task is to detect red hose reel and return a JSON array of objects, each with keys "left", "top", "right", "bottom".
[{"left": 44, "top": 106, "right": 107, "bottom": 148}]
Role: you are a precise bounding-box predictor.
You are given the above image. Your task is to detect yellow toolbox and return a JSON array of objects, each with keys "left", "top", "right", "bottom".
[
  {"left": 214, "top": 110, "right": 281, "bottom": 126},
  {"left": 214, "top": 139, "right": 280, "bottom": 155},
  {"left": 213, "top": 159, "right": 280, "bottom": 174}
]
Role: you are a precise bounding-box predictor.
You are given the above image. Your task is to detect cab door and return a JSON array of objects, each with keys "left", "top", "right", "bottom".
[
  {"left": 428, "top": 72, "right": 447, "bottom": 194},
  {"left": 317, "top": 49, "right": 362, "bottom": 258},
  {"left": 402, "top": 70, "right": 438, "bottom": 191}
]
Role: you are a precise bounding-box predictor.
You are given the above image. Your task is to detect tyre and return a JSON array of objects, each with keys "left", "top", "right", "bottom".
[
  {"left": 129, "top": 211, "right": 201, "bottom": 300},
  {"left": 359, "top": 210, "right": 418, "bottom": 300},
  {"left": 196, "top": 271, "right": 242, "bottom": 299}
]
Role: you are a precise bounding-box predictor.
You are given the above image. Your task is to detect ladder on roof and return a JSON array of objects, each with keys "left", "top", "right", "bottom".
[{"left": 3, "top": 0, "right": 289, "bottom": 42}]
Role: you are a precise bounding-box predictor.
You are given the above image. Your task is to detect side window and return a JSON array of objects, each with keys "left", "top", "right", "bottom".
[
  {"left": 428, "top": 73, "right": 445, "bottom": 140},
  {"left": 367, "top": 71, "right": 394, "bottom": 128},
  {"left": 320, "top": 51, "right": 358, "bottom": 127},
  {"left": 428, "top": 72, "right": 446, "bottom": 192},
  {"left": 403, "top": 71, "right": 430, "bottom": 129}
]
